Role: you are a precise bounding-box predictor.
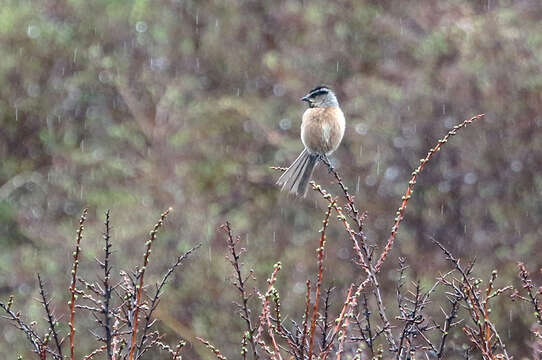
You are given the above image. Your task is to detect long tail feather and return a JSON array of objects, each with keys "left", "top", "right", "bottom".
[
  {"left": 296, "top": 154, "right": 318, "bottom": 196},
  {"left": 277, "top": 150, "right": 319, "bottom": 197},
  {"left": 277, "top": 150, "right": 307, "bottom": 191}
]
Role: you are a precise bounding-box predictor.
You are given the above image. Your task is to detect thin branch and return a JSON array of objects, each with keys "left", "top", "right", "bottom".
[
  {"left": 69, "top": 207, "right": 89, "bottom": 360},
  {"left": 516, "top": 262, "right": 542, "bottom": 326},
  {"left": 196, "top": 337, "right": 228, "bottom": 360},
  {"left": 320, "top": 284, "right": 355, "bottom": 360},
  {"left": 257, "top": 263, "right": 283, "bottom": 360},
  {"left": 308, "top": 200, "right": 335, "bottom": 360},
  {"left": 300, "top": 280, "right": 311, "bottom": 359},
  {"left": 311, "top": 182, "right": 397, "bottom": 351},
  {"left": 128, "top": 207, "right": 172, "bottom": 360},
  {"left": 320, "top": 286, "right": 334, "bottom": 351},
  {"left": 83, "top": 345, "right": 107, "bottom": 360},
  {"left": 102, "top": 209, "right": 113, "bottom": 359},
  {"left": 0, "top": 296, "right": 43, "bottom": 355},
  {"left": 221, "top": 222, "right": 259, "bottom": 360},
  {"left": 37, "top": 273, "right": 63, "bottom": 359},
  {"left": 376, "top": 114, "right": 485, "bottom": 272},
  {"left": 136, "top": 243, "right": 201, "bottom": 358}
]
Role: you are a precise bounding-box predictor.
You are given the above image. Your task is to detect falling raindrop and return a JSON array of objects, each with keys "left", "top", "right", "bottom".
[
  {"left": 376, "top": 145, "right": 381, "bottom": 176},
  {"left": 510, "top": 160, "right": 522, "bottom": 172},
  {"left": 385, "top": 166, "right": 399, "bottom": 181},
  {"left": 356, "top": 176, "right": 360, "bottom": 193},
  {"left": 355, "top": 123, "right": 368, "bottom": 135},
  {"left": 27, "top": 83, "right": 40, "bottom": 97},
  {"left": 27, "top": 25, "right": 40, "bottom": 39},
  {"left": 336, "top": 61, "right": 340, "bottom": 73},
  {"left": 393, "top": 137, "right": 405, "bottom": 148},
  {"left": 73, "top": 48, "right": 78, "bottom": 64},
  {"left": 273, "top": 231, "right": 276, "bottom": 242},
  {"left": 98, "top": 71, "right": 111, "bottom": 83},
  {"left": 279, "top": 118, "right": 291, "bottom": 130},
  {"left": 365, "top": 174, "right": 377, "bottom": 186},
  {"left": 273, "top": 84, "right": 285, "bottom": 96},
  {"left": 135, "top": 21, "right": 148, "bottom": 33},
  {"left": 15, "top": 107, "right": 18, "bottom": 121},
  {"left": 464, "top": 172, "right": 477, "bottom": 185}
]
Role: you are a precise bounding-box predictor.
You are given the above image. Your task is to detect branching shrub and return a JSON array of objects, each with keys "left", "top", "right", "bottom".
[
  {"left": 2, "top": 208, "right": 200, "bottom": 360},
  {"left": 3, "top": 113, "right": 542, "bottom": 359}
]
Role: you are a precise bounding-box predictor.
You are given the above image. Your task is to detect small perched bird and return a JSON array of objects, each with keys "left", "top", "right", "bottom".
[{"left": 277, "top": 86, "right": 345, "bottom": 196}]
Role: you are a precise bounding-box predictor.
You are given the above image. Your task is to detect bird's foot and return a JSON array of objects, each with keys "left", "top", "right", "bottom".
[{"left": 320, "top": 154, "right": 334, "bottom": 173}]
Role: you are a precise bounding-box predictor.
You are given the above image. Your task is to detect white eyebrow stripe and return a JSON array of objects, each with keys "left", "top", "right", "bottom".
[{"left": 308, "top": 87, "right": 329, "bottom": 97}]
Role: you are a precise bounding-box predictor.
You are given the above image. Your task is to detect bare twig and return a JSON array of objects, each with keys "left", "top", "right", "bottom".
[
  {"left": 311, "top": 182, "right": 397, "bottom": 351},
  {"left": 320, "top": 286, "right": 334, "bottom": 351},
  {"left": 516, "top": 263, "right": 542, "bottom": 326},
  {"left": 376, "top": 114, "right": 485, "bottom": 273},
  {"left": 83, "top": 345, "right": 107, "bottom": 360},
  {"left": 136, "top": 243, "right": 201, "bottom": 358},
  {"left": 308, "top": 200, "right": 335, "bottom": 360},
  {"left": 256, "top": 262, "right": 283, "bottom": 360},
  {"left": 128, "top": 207, "right": 172, "bottom": 360},
  {"left": 69, "top": 207, "right": 88, "bottom": 360},
  {"left": 434, "top": 239, "right": 510, "bottom": 360},
  {"left": 221, "top": 222, "right": 259, "bottom": 360},
  {"left": 300, "top": 280, "right": 311, "bottom": 359},
  {"left": 37, "top": 273, "right": 63, "bottom": 359},
  {"left": 196, "top": 337, "right": 229, "bottom": 360},
  {"left": 0, "top": 296, "right": 44, "bottom": 355},
  {"left": 436, "top": 298, "right": 459, "bottom": 359},
  {"left": 101, "top": 209, "right": 113, "bottom": 359},
  {"left": 320, "top": 284, "right": 354, "bottom": 360}
]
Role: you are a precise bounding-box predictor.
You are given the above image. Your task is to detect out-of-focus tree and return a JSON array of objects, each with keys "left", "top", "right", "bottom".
[{"left": 1, "top": 0, "right": 542, "bottom": 358}]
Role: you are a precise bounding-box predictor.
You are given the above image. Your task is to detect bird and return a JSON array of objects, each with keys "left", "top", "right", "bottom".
[{"left": 277, "top": 85, "right": 345, "bottom": 197}]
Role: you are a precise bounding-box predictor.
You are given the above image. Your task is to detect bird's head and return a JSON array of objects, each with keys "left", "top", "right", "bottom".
[{"left": 300, "top": 85, "right": 338, "bottom": 108}]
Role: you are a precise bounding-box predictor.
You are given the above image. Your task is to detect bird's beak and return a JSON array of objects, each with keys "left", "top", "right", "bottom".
[{"left": 300, "top": 95, "right": 310, "bottom": 102}]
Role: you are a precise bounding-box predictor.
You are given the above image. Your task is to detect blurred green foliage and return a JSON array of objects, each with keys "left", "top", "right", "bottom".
[{"left": 1, "top": 0, "right": 542, "bottom": 358}]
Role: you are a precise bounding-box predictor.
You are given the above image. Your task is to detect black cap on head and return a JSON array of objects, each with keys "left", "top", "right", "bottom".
[
  {"left": 300, "top": 85, "right": 338, "bottom": 106},
  {"left": 307, "top": 85, "right": 331, "bottom": 96},
  {"left": 301, "top": 85, "right": 331, "bottom": 102}
]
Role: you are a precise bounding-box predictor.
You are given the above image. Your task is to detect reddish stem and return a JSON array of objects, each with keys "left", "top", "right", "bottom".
[
  {"left": 69, "top": 208, "right": 88, "bottom": 360},
  {"left": 127, "top": 207, "right": 172, "bottom": 360},
  {"left": 308, "top": 201, "right": 334, "bottom": 360}
]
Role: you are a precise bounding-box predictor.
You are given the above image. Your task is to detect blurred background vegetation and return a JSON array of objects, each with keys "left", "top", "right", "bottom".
[{"left": 2, "top": 0, "right": 542, "bottom": 358}]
